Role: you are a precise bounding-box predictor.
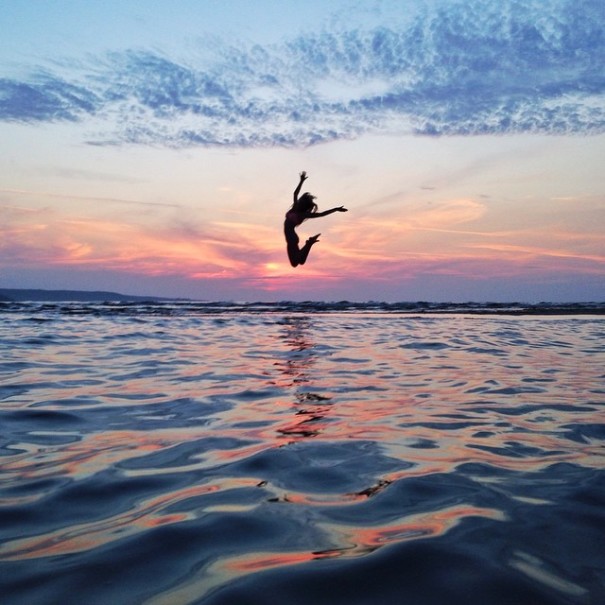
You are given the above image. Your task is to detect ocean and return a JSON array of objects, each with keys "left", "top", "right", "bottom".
[{"left": 1, "top": 301, "right": 604, "bottom": 604}]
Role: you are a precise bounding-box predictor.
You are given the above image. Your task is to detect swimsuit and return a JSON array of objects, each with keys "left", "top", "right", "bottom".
[{"left": 284, "top": 211, "right": 303, "bottom": 243}]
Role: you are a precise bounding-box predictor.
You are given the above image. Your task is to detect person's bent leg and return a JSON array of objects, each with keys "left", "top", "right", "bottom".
[{"left": 299, "top": 234, "right": 320, "bottom": 266}]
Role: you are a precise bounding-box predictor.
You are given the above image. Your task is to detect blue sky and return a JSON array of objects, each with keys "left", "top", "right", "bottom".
[{"left": 1, "top": 0, "right": 604, "bottom": 301}]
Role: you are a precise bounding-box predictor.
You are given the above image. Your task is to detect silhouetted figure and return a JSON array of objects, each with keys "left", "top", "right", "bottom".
[{"left": 284, "top": 171, "right": 348, "bottom": 267}]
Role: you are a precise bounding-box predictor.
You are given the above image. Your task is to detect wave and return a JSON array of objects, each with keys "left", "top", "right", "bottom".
[{"left": 1, "top": 300, "right": 604, "bottom": 318}]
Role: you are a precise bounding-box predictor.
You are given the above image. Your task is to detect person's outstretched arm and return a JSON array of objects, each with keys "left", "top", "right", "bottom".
[
  {"left": 293, "top": 171, "right": 308, "bottom": 203},
  {"left": 308, "top": 206, "right": 348, "bottom": 218}
]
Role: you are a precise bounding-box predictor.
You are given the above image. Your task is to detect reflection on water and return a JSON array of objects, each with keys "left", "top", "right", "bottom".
[
  {"left": 273, "top": 317, "right": 332, "bottom": 441},
  {"left": 0, "top": 306, "right": 603, "bottom": 605}
]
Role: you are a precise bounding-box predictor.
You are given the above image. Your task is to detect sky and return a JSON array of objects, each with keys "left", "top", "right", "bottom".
[{"left": 1, "top": 0, "right": 604, "bottom": 302}]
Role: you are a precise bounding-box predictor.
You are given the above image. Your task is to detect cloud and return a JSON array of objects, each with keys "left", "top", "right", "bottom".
[
  {"left": 1, "top": 0, "right": 603, "bottom": 147},
  {"left": 0, "top": 72, "right": 98, "bottom": 121}
]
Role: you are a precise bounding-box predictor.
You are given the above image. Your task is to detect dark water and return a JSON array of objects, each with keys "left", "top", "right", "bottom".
[{"left": 0, "top": 302, "right": 604, "bottom": 604}]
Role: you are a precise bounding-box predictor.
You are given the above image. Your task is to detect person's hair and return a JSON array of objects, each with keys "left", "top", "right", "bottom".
[{"left": 293, "top": 192, "right": 318, "bottom": 214}]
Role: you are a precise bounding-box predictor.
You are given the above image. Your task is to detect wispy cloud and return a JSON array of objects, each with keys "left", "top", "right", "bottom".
[
  {"left": 1, "top": 0, "right": 603, "bottom": 148},
  {"left": 0, "top": 204, "right": 276, "bottom": 280}
]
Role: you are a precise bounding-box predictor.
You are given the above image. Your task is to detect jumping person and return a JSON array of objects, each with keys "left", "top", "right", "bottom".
[{"left": 284, "top": 171, "right": 347, "bottom": 267}]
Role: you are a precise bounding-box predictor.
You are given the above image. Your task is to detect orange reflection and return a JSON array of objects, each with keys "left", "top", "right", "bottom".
[{"left": 227, "top": 551, "right": 316, "bottom": 573}]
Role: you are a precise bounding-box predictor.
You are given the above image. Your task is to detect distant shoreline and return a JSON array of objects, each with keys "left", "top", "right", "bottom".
[{"left": 0, "top": 288, "right": 181, "bottom": 303}]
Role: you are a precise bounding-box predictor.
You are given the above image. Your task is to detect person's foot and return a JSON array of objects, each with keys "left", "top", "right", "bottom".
[{"left": 307, "top": 233, "right": 321, "bottom": 245}]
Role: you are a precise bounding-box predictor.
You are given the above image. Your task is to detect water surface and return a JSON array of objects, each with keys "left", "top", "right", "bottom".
[{"left": 1, "top": 303, "right": 603, "bottom": 604}]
